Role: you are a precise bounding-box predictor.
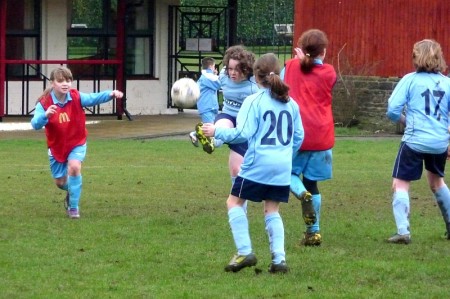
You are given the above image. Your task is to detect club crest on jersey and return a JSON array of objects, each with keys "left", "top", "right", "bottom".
[{"left": 59, "top": 112, "right": 70, "bottom": 123}]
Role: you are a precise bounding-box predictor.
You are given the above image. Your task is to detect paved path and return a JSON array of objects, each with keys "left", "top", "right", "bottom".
[
  {"left": 1, "top": 110, "right": 400, "bottom": 141},
  {"left": 1, "top": 110, "right": 200, "bottom": 140}
]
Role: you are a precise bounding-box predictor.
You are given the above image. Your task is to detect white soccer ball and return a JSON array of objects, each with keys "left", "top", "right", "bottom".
[{"left": 171, "top": 77, "right": 200, "bottom": 109}]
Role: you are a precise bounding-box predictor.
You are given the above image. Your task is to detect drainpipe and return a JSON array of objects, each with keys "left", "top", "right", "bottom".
[{"left": 0, "top": 0, "right": 7, "bottom": 121}]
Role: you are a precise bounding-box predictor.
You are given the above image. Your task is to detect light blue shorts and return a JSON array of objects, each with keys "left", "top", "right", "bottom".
[
  {"left": 292, "top": 149, "right": 333, "bottom": 181},
  {"left": 48, "top": 144, "right": 87, "bottom": 179}
]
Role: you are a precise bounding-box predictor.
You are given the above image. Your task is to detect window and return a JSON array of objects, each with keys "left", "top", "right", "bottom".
[
  {"left": 125, "top": 0, "right": 155, "bottom": 76},
  {"left": 5, "top": 0, "right": 40, "bottom": 77},
  {"left": 67, "top": 0, "right": 155, "bottom": 77}
]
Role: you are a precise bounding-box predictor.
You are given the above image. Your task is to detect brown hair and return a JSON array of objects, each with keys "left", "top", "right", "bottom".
[
  {"left": 201, "top": 57, "right": 215, "bottom": 70},
  {"left": 253, "top": 53, "right": 290, "bottom": 103},
  {"left": 412, "top": 39, "right": 447, "bottom": 73},
  {"left": 223, "top": 45, "right": 255, "bottom": 79},
  {"left": 298, "top": 29, "right": 328, "bottom": 73},
  {"left": 37, "top": 66, "right": 74, "bottom": 103}
]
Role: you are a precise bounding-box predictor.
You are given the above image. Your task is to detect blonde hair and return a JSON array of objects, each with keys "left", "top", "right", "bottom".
[
  {"left": 412, "top": 39, "right": 447, "bottom": 73},
  {"left": 37, "top": 66, "right": 73, "bottom": 103}
]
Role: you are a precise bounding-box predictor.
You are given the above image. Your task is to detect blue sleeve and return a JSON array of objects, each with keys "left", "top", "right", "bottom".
[
  {"left": 280, "top": 67, "right": 285, "bottom": 81},
  {"left": 30, "top": 103, "right": 48, "bottom": 130},
  {"left": 214, "top": 97, "right": 256, "bottom": 144},
  {"left": 291, "top": 101, "right": 304, "bottom": 152},
  {"left": 387, "top": 75, "right": 411, "bottom": 122},
  {"left": 203, "top": 75, "right": 221, "bottom": 91},
  {"left": 80, "top": 90, "right": 114, "bottom": 107}
]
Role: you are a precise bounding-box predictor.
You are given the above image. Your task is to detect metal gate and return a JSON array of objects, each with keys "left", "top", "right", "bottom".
[{"left": 167, "top": 5, "right": 229, "bottom": 108}]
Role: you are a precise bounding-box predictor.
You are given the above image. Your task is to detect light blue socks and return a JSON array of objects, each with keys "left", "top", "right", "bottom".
[
  {"left": 392, "top": 191, "right": 410, "bottom": 235},
  {"left": 68, "top": 175, "right": 82, "bottom": 209},
  {"left": 265, "top": 212, "right": 285, "bottom": 264},
  {"left": 306, "top": 194, "right": 322, "bottom": 233},
  {"left": 228, "top": 206, "right": 252, "bottom": 256},
  {"left": 214, "top": 138, "right": 224, "bottom": 148},
  {"left": 290, "top": 174, "right": 306, "bottom": 198},
  {"left": 435, "top": 185, "right": 450, "bottom": 224}
]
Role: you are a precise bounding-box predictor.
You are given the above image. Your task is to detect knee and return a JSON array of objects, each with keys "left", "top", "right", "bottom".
[
  {"left": 67, "top": 161, "right": 81, "bottom": 176},
  {"left": 226, "top": 195, "right": 244, "bottom": 210},
  {"left": 230, "top": 166, "right": 240, "bottom": 177}
]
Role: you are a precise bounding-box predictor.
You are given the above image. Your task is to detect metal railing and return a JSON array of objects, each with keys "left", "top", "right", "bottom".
[{"left": 1, "top": 59, "right": 123, "bottom": 119}]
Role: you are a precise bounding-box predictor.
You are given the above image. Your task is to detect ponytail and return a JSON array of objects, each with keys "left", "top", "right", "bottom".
[{"left": 253, "top": 53, "right": 290, "bottom": 103}]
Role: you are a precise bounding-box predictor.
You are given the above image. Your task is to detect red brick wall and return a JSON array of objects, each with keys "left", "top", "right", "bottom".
[{"left": 294, "top": 0, "right": 450, "bottom": 77}]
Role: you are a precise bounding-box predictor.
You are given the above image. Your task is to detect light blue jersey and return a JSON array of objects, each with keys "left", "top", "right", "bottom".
[
  {"left": 387, "top": 72, "right": 450, "bottom": 154},
  {"left": 31, "top": 90, "right": 114, "bottom": 130},
  {"left": 197, "top": 69, "right": 220, "bottom": 115},
  {"left": 219, "top": 68, "right": 260, "bottom": 117},
  {"left": 215, "top": 89, "right": 304, "bottom": 185}
]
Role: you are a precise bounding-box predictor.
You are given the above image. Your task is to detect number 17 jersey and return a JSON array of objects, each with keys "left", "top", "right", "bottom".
[{"left": 387, "top": 72, "right": 450, "bottom": 154}]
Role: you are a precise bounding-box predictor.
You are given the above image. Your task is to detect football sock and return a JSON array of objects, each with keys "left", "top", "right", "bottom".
[
  {"left": 434, "top": 185, "right": 450, "bottom": 224},
  {"left": 290, "top": 174, "right": 306, "bottom": 199},
  {"left": 68, "top": 175, "right": 82, "bottom": 209},
  {"left": 242, "top": 201, "right": 248, "bottom": 214},
  {"left": 392, "top": 191, "right": 410, "bottom": 235},
  {"left": 228, "top": 206, "right": 252, "bottom": 256},
  {"left": 306, "top": 194, "right": 322, "bottom": 233},
  {"left": 265, "top": 212, "right": 285, "bottom": 264},
  {"left": 213, "top": 138, "right": 224, "bottom": 148}
]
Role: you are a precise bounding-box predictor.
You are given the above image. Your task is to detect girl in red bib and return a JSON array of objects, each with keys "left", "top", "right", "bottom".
[{"left": 31, "top": 66, "right": 123, "bottom": 219}]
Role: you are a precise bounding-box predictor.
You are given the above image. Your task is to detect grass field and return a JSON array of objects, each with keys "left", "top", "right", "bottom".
[{"left": 1, "top": 137, "right": 449, "bottom": 298}]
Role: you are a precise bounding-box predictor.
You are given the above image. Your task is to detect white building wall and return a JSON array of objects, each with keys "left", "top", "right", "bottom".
[
  {"left": 124, "top": 0, "right": 180, "bottom": 115},
  {"left": 41, "top": 0, "right": 68, "bottom": 74},
  {"left": 6, "top": 0, "right": 180, "bottom": 116}
]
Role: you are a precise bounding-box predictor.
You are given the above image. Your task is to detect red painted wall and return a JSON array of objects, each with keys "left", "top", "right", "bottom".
[{"left": 294, "top": 0, "right": 450, "bottom": 77}]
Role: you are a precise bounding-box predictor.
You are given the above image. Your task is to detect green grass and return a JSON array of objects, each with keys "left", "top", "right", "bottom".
[{"left": 1, "top": 137, "right": 450, "bottom": 298}]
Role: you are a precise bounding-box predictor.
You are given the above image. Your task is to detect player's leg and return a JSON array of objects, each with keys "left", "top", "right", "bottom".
[
  {"left": 429, "top": 174, "right": 450, "bottom": 239},
  {"left": 228, "top": 146, "right": 248, "bottom": 213},
  {"left": 228, "top": 149, "right": 243, "bottom": 181},
  {"left": 194, "top": 122, "right": 214, "bottom": 153},
  {"left": 299, "top": 150, "right": 333, "bottom": 246},
  {"left": 212, "top": 116, "right": 232, "bottom": 148},
  {"left": 49, "top": 154, "right": 69, "bottom": 210},
  {"left": 389, "top": 178, "right": 411, "bottom": 243},
  {"left": 388, "top": 143, "right": 422, "bottom": 244},
  {"left": 301, "top": 178, "right": 322, "bottom": 246},
  {"left": 425, "top": 151, "right": 450, "bottom": 239},
  {"left": 189, "top": 111, "right": 217, "bottom": 147},
  {"left": 195, "top": 113, "right": 231, "bottom": 153},
  {"left": 224, "top": 193, "right": 256, "bottom": 272},
  {"left": 264, "top": 199, "right": 288, "bottom": 273},
  {"left": 291, "top": 151, "right": 315, "bottom": 225},
  {"left": 65, "top": 145, "right": 87, "bottom": 219}
]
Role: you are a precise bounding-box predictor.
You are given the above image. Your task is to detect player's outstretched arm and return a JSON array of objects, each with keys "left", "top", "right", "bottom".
[{"left": 80, "top": 90, "right": 123, "bottom": 107}]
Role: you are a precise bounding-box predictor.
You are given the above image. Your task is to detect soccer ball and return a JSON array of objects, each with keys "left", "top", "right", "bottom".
[{"left": 171, "top": 77, "right": 200, "bottom": 109}]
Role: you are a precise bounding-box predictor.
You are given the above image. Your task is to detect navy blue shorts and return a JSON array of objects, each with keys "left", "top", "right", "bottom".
[
  {"left": 215, "top": 113, "right": 248, "bottom": 157},
  {"left": 392, "top": 142, "right": 447, "bottom": 181},
  {"left": 231, "top": 176, "right": 290, "bottom": 203}
]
